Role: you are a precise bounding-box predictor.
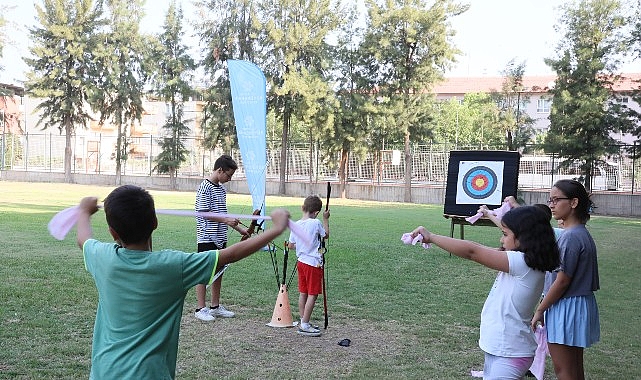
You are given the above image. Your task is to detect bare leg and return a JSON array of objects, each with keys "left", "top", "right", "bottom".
[
  {"left": 299, "top": 293, "right": 308, "bottom": 322},
  {"left": 548, "top": 343, "right": 584, "bottom": 380},
  {"left": 302, "top": 294, "right": 318, "bottom": 324},
  {"left": 210, "top": 273, "right": 223, "bottom": 307},
  {"left": 195, "top": 284, "right": 206, "bottom": 309}
]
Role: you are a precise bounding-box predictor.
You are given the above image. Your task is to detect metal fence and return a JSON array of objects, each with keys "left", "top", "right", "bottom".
[{"left": 1, "top": 132, "right": 639, "bottom": 193}]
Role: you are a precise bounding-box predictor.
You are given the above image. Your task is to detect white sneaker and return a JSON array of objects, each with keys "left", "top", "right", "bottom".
[
  {"left": 195, "top": 307, "right": 215, "bottom": 321},
  {"left": 209, "top": 305, "right": 235, "bottom": 318},
  {"left": 297, "top": 324, "right": 321, "bottom": 337}
]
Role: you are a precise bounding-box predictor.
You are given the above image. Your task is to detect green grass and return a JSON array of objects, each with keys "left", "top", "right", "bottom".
[{"left": 0, "top": 181, "right": 639, "bottom": 379}]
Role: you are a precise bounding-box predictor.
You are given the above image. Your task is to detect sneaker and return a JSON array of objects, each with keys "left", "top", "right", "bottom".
[
  {"left": 297, "top": 325, "right": 322, "bottom": 337},
  {"left": 209, "top": 305, "right": 235, "bottom": 318},
  {"left": 194, "top": 307, "right": 215, "bottom": 321}
]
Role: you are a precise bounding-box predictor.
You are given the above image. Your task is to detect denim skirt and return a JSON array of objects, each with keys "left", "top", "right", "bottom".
[{"left": 545, "top": 294, "right": 600, "bottom": 348}]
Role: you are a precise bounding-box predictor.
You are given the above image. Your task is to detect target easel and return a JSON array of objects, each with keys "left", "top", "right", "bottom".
[
  {"left": 443, "top": 150, "right": 520, "bottom": 239},
  {"left": 443, "top": 214, "right": 497, "bottom": 239}
]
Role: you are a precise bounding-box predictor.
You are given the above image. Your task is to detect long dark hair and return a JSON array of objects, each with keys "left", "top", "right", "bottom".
[
  {"left": 553, "top": 179, "right": 593, "bottom": 224},
  {"left": 501, "top": 206, "right": 560, "bottom": 272}
]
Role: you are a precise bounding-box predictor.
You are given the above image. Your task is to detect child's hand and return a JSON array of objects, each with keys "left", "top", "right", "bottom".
[
  {"left": 322, "top": 209, "right": 330, "bottom": 220},
  {"left": 79, "top": 197, "right": 99, "bottom": 215},
  {"left": 224, "top": 218, "right": 240, "bottom": 227},
  {"left": 478, "top": 205, "right": 490, "bottom": 216},
  {"left": 269, "top": 208, "right": 290, "bottom": 231},
  {"left": 410, "top": 226, "right": 431, "bottom": 243}
]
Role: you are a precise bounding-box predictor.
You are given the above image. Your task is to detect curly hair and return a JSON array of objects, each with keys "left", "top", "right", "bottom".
[
  {"left": 501, "top": 206, "right": 560, "bottom": 272},
  {"left": 103, "top": 185, "right": 157, "bottom": 245}
]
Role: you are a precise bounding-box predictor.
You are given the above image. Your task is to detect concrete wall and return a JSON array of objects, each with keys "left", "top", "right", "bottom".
[{"left": 1, "top": 170, "right": 639, "bottom": 217}]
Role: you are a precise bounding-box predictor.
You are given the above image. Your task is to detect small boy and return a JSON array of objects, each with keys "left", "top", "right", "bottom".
[
  {"left": 194, "top": 154, "right": 248, "bottom": 321},
  {"left": 76, "top": 185, "right": 290, "bottom": 379},
  {"left": 287, "top": 195, "right": 330, "bottom": 337}
]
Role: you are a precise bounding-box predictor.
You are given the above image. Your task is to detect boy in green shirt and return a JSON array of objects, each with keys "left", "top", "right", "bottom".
[{"left": 76, "top": 185, "right": 290, "bottom": 379}]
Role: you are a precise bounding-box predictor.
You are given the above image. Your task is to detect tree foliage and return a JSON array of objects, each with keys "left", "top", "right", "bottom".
[
  {"left": 543, "top": 0, "right": 634, "bottom": 190},
  {"left": 152, "top": 2, "right": 196, "bottom": 190},
  {"left": 24, "top": 0, "right": 104, "bottom": 182},
  {"left": 358, "top": 0, "right": 468, "bottom": 201},
  {"left": 91, "top": 0, "right": 147, "bottom": 184},
  {"left": 195, "top": 0, "right": 260, "bottom": 152}
]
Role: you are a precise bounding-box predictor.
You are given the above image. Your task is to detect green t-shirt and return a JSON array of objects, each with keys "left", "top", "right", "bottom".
[{"left": 83, "top": 239, "right": 218, "bottom": 379}]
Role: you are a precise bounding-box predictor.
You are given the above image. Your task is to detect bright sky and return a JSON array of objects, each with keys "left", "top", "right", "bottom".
[{"left": 0, "top": 0, "right": 636, "bottom": 85}]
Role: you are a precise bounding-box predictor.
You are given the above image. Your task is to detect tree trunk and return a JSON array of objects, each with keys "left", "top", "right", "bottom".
[
  {"left": 339, "top": 147, "right": 349, "bottom": 198},
  {"left": 64, "top": 125, "right": 72, "bottom": 183},
  {"left": 404, "top": 130, "right": 412, "bottom": 203},
  {"left": 278, "top": 102, "right": 290, "bottom": 195}
]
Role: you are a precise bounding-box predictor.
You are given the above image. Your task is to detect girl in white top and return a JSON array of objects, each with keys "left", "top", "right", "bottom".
[{"left": 411, "top": 206, "right": 560, "bottom": 380}]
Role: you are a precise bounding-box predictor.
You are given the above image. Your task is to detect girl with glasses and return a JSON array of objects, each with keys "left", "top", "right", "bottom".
[{"left": 531, "top": 179, "right": 600, "bottom": 380}]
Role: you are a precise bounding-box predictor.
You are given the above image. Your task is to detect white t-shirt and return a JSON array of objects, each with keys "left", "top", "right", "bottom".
[
  {"left": 288, "top": 218, "right": 326, "bottom": 268},
  {"left": 479, "top": 250, "right": 544, "bottom": 357}
]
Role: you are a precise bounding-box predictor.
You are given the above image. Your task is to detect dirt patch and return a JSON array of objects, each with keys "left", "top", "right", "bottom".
[{"left": 176, "top": 305, "right": 411, "bottom": 378}]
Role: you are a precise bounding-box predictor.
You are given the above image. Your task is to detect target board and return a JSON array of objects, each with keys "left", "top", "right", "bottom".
[{"left": 444, "top": 151, "right": 520, "bottom": 217}]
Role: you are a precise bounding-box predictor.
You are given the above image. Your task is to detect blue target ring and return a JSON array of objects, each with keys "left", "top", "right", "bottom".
[{"left": 462, "top": 166, "right": 498, "bottom": 199}]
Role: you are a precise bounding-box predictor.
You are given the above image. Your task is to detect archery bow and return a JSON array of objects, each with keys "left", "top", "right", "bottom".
[{"left": 321, "top": 181, "right": 331, "bottom": 329}]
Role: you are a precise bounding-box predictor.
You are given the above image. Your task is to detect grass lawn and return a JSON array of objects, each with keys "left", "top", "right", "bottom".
[{"left": 0, "top": 181, "right": 639, "bottom": 379}]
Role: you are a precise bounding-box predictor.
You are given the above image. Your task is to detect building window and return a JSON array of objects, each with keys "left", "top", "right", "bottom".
[{"left": 537, "top": 99, "right": 551, "bottom": 113}]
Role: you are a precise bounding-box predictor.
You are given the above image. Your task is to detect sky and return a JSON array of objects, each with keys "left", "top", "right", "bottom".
[{"left": 0, "top": 0, "right": 636, "bottom": 85}]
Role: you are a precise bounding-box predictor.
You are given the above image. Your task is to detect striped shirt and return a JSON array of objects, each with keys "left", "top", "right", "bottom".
[{"left": 195, "top": 179, "right": 228, "bottom": 246}]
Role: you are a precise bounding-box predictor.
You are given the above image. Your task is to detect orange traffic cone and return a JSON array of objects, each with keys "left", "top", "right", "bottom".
[{"left": 266, "top": 284, "right": 296, "bottom": 328}]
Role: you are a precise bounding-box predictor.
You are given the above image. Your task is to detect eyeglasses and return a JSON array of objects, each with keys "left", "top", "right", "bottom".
[
  {"left": 222, "top": 170, "right": 234, "bottom": 179},
  {"left": 547, "top": 197, "right": 570, "bottom": 205}
]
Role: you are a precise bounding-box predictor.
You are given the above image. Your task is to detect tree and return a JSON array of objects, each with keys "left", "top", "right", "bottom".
[
  {"left": 0, "top": 5, "right": 7, "bottom": 80},
  {"left": 256, "top": 0, "right": 343, "bottom": 194},
  {"left": 358, "top": 0, "right": 468, "bottom": 202},
  {"left": 151, "top": 2, "right": 196, "bottom": 190},
  {"left": 431, "top": 93, "right": 504, "bottom": 148},
  {"left": 24, "top": 0, "right": 104, "bottom": 183},
  {"left": 543, "top": 0, "right": 634, "bottom": 190},
  {"left": 194, "top": 0, "right": 260, "bottom": 152},
  {"left": 91, "top": 0, "right": 147, "bottom": 185},
  {"left": 625, "top": 1, "right": 641, "bottom": 149},
  {"left": 492, "top": 59, "right": 535, "bottom": 151}
]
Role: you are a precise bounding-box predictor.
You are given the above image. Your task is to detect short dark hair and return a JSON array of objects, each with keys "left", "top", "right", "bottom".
[
  {"left": 501, "top": 206, "right": 560, "bottom": 272},
  {"left": 553, "top": 179, "right": 593, "bottom": 223},
  {"left": 302, "top": 195, "right": 323, "bottom": 213},
  {"left": 533, "top": 203, "right": 552, "bottom": 221},
  {"left": 214, "top": 154, "right": 238, "bottom": 171},
  {"left": 103, "top": 185, "right": 156, "bottom": 245}
]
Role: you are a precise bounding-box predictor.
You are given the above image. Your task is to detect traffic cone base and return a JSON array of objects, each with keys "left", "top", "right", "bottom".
[{"left": 266, "top": 284, "right": 295, "bottom": 328}]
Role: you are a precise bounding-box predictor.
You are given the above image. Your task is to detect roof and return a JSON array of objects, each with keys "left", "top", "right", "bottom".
[{"left": 434, "top": 73, "right": 641, "bottom": 95}]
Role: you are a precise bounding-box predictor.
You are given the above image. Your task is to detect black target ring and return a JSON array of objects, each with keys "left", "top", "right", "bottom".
[{"left": 462, "top": 166, "right": 498, "bottom": 199}]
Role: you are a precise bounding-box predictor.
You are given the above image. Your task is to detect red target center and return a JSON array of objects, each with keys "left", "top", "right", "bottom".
[{"left": 471, "top": 174, "right": 489, "bottom": 191}]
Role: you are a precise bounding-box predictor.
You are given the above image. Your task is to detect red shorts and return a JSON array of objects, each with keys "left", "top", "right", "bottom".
[{"left": 297, "top": 261, "right": 323, "bottom": 296}]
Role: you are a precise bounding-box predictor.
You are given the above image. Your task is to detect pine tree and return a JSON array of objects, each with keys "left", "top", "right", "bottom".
[
  {"left": 25, "top": 0, "right": 104, "bottom": 182},
  {"left": 358, "top": 0, "right": 468, "bottom": 201},
  {"left": 91, "top": 0, "right": 147, "bottom": 185},
  {"left": 151, "top": 2, "right": 196, "bottom": 190},
  {"left": 543, "top": 0, "right": 633, "bottom": 190}
]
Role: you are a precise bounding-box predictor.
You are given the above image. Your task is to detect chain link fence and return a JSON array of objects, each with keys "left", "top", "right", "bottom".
[{"left": 1, "top": 132, "right": 639, "bottom": 193}]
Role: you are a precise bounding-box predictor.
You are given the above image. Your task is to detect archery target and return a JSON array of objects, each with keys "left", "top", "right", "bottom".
[{"left": 456, "top": 161, "right": 504, "bottom": 205}]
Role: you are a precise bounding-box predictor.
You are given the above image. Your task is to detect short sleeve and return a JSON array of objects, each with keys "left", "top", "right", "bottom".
[{"left": 181, "top": 250, "right": 219, "bottom": 289}]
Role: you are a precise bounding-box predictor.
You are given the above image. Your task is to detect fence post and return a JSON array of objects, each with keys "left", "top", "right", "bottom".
[
  {"left": 149, "top": 134, "right": 153, "bottom": 177},
  {"left": 633, "top": 142, "right": 637, "bottom": 195}
]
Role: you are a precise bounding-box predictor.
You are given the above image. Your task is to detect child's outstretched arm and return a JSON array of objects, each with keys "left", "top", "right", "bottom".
[
  {"left": 410, "top": 226, "right": 508, "bottom": 272},
  {"left": 217, "top": 208, "right": 290, "bottom": 269},
  {"left": 76, "top": 197, "right": 100, "bottom": 249}
]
